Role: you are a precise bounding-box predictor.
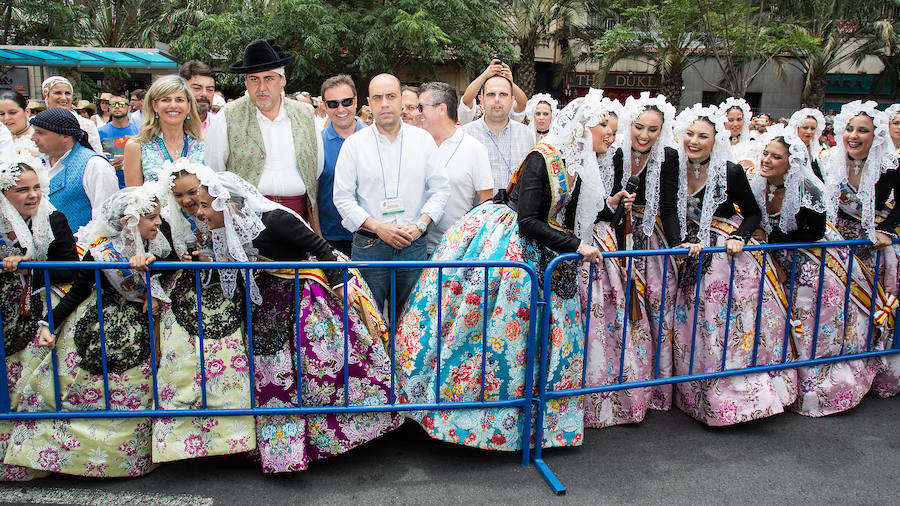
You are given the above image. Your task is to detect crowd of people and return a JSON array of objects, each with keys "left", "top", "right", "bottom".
[{"left": 0, "top": 36, "right": 897, "bottom": 479}]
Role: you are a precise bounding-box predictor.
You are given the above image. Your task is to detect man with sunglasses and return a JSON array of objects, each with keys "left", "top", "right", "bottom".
[
  {"left": 206, "top": 38, "right": 326, "bottom": 233},
  {"left": 318, "top": 74, "right": 365, "bottom": 255},
  {"left": 97, "top": 93, "right": 138, "bottom": 188}
]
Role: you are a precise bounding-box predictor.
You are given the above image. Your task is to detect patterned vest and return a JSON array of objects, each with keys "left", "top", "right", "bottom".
[
  {"left": 49, "top": 143, "right": 102, "bottom": 233},
  {"left": 223, "top": 96, "right": 320, "bottom": 233}
]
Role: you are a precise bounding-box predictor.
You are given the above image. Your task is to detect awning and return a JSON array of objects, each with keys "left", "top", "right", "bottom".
[{"left": 0, "top": 46, "right": 178, "bottom": 69}]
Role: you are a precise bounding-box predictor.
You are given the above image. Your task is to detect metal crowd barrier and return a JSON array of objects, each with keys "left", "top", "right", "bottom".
[
  {"left": 533, "top": 238, "right": 900, "bottom": 494},
  {"left": 0, "top": 260, "right": 541, "bottom": 467}
]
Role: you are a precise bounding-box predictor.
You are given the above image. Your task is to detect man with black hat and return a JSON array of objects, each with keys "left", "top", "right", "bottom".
[
  {"left": 30, "top": 107, "right": 118, "bottom": 233},
  {"left": 205, "top": 38, "right": 325, "bottom": 234}
]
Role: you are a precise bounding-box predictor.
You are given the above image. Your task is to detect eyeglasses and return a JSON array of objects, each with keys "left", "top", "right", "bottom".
[
  {"left": 109, "top": 101, "right": 128, "bottom": 107},
  {"left": 325, "top": 97, "right": 354, "bottom": 109},
  {"left": 416, "top": 103, "right": 440, "bottom": 113}
]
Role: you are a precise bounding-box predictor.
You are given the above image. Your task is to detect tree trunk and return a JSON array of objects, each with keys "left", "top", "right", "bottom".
[
  {"left": 2, "top": 0, "right": 13, "bottom": 45},
  {"left": 804, "top": 74, "right": 826, "bottom": 110},
  {"left": 660, "top": 72, "right": 683, "bottom": 110},
  {"left": 519, "top": 44, "right": 536, "bottom": 97}
]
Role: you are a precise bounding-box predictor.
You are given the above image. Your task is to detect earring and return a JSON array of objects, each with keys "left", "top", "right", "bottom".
[
  {"left": 187, "top": 114, "right": 190, "bottom": 120},
  {"left": 155, "top": 113, "right": 159, "bottom": 119}
]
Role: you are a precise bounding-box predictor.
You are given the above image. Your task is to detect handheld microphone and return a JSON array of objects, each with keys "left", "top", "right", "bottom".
[
  {"left": 184, "top": 236, "right": 199, "bottom": 259},
  {"left": 611, "top": 175, "right": 640, "bottom": 228}
]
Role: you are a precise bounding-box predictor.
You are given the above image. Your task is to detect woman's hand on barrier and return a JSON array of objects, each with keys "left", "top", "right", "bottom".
[
  {"left": 183, "top": 250, "right": 211, "bottom": 262},
  {"left": 2, "top": 254, "right": 29, "bottom": 274},
  {"left": 874, "top": 231, "right": 893, "bottom": 250},
  {"left": 725, "top": 238, "right": 744, "bottom": 257},
  {"left": 678, "top": 242, "right": 702, "bottom": 257},
  {"left": 752, "top": 228, "right": 767, "bottom": 243},
  {"left": 37, "top": 326, "right": 56, "bottom": 349},
  {"left": 142, "top": 297, "right": 161, "bottom": 315},
  {"left": 577, "top": 242, "right": 601, "bottom": 264},
  {"left": 605, "top": 190, "right": 636, "bottom": 213},
  {"left": 130, "top": 253, "right": 156, "bottom": 272}
]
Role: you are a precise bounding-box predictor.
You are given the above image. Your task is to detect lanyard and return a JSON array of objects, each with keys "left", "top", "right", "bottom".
[
  {"left": 486, "top": 126, "right": 512, "bottom": 177},
  {"left": 374, "top": 128, "right": 403, "bottom": 199},
  {"left": 443, "top": 136, "right": 463, "bottom": 170}
]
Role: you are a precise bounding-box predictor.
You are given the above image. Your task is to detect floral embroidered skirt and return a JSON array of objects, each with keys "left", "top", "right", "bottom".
[
  {"left": 672, "top": 218, "right": 797, "bottom": 426},
  {"left": 5, "top": 289, "right": 156, "bottom": 477},
  {"left": 152, "top": 271, "right": 256, "bottom": 462},
  {"left": 775, "top": 223, "right": 876, "bottom": 417},
  {"left": 396, "top": 203, "right": 585, "bottom": 451},
  {"left": 250, "top": 272, "right": 401, "bottom": 473},
  {"left": 0, "top": 274, "right": 52, "bottom": 481}
]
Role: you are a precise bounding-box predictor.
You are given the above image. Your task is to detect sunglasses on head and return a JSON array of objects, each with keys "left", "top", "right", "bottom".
[
  {"left": 325, "top": 97, "right": 354, "bottom": 109},
  {"left": 110, "top": 101, "right": 128, "bottom": 107}
]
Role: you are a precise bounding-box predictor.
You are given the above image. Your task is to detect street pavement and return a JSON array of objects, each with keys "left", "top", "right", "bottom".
[{"left": 1, "top": 394, "right": 898, "bottom": 505}]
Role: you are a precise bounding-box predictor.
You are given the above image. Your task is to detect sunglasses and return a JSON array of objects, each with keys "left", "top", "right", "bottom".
[
  {"left": 110, "top": 101, "right": 128, "bottom": 107},
  {"left": 416, "top": 102, "right": 439, "bottom": 113},
  {"left": 325, "top": 97, "right": 354, "bottom": 109}
]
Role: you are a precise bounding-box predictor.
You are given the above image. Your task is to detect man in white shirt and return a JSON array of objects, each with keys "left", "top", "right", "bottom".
[
  {"left": 333, "top": 73, "right": 450, "bottom": 310},
  {"left": 457, "top": 59, "right": 528, "bottom": 125},
  {"left": 462, "top": 75, "right": 534, "bottom": 192},
  {"left": 40, "top": 76, "right": 103, "bottom": 153},
  {"left": 417, "top": 81, "right": 493, "bottom": 254},
  {"left": 205, "top": 38, "right": 325, "bottom": 233},
  {"left": 29, "top": 108, "right": 118, "bottom": 233}
]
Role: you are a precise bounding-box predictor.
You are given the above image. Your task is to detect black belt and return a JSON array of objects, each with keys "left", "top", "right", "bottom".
[{"left": 356, "top": 229, "right": 379, "bottom": 239}]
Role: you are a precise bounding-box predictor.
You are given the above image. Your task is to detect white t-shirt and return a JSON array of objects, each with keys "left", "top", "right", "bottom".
[{"left": 427, "top": 128, "right": 494, "bottom": 252}]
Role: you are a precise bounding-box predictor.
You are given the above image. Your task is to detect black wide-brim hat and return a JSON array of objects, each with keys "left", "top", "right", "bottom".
[{"left": 229, "top": 38, "right": 296, "bottom": 74}]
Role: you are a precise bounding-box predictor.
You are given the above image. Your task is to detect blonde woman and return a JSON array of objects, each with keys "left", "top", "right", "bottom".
[{"left": 123, "top": 75, "right": 204, "bottom": 186}]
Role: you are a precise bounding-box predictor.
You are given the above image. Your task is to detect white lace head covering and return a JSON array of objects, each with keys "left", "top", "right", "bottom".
[
  {"left": 195, "top": 169, "right": 300, "bottom": 304},
  {"left": 0, "top": 153, "right": 55, "bottom": 260},
  {"left": 598, "top": 97, "right": 624, "bottom": 195},
  {"left": 541, "top": 87, "right": 610, "bottom": 244},
  {"left": 674, "top": 103, "right": 732, "bottom": 246},
  {"left": 886, "top": 103, "right": 900, "bottom": 148},
  {"left": 749, "top": 124, "right": 826, "bottom": 234},
  {"left": 76, "top": 181, "right": 171, "bottom": 261},
  {"left": 788, "top": 108, "right": 826, "bottom": 160},
  {"left": 524, "top": 93, "right": 559, "bottom": 136},
  {"left": 822, "top": 100, "right": 900, "bottom": 241},
  {"left": 617, "top": 91, "right": 678, "bottom": 236},
  {"left": 720, "top": 97, "right": 752, "bottom": 141},
  {"left": 158, "top": 158, "right": 217, "bottom": 256}
]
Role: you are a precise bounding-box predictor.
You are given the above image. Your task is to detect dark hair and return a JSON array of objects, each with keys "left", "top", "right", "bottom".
[
  {"left": 479, "top": 74, "right": 513, "bottom": 97},
  {"left": 418, "top": 81, "right": 458, "bottom": 122},
  {"left": 179, "top": 60, "right": 215, "bottom": 81},
  {"left": 0, "top": 90, "right": 28, "bottom": 110},
  {"left": 320, "top": 74, "right": 357, "bottom": 98},
  {"left": 131, "top": 89, "right": 146, "bottom": 100},
  {"left": 726, "top": 105, "right": 744, "bottom": 116}
]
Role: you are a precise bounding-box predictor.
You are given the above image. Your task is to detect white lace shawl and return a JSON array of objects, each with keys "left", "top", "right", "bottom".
[
  {"left": 788, "top": 108, "right": 826, "bottom": 160},
  {"left": 541, "top": 88, "right": 610, "bottom": 245},
  {"left": 674, "top": 104, "right": 733, "bottom": 246},
  {"left": 822, "top": 100, "right": 900, "bottom": 242},
  {"left": 617, "top": 91, "right": 678, "bottom": 236},
  {"left": 524, "top": 93, "right": 559, "bottom": 137},
  {"left": 0, "top": 155, "right": 55, "bottom": 261},
  {"left": 748, "top": 124, "right": 826, "bottom": 234},
  {"left": 598, "top": 98, "right": 624, "bottom": 195}
]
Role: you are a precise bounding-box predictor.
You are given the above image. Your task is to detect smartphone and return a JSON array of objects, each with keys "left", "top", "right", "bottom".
[{"left": 491, "top": 54, "right": 503, "bottom": 64}]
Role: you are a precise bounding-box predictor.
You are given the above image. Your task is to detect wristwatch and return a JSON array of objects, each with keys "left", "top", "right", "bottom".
[{"left": 416, "top": 221, "right": 428, "bottom": 234}]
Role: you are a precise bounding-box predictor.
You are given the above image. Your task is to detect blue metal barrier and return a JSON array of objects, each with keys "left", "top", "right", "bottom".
[
  {"left": 533, "top": 238, "right": 900, "bottom": 494},
  {"left": 0, "top": 259, "right": 541, "bottom": 468}
]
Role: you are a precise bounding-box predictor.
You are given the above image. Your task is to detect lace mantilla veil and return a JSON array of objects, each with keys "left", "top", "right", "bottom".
[
  {"left": 788, "top": 108, "right": 826, "bottom": 160},
  {"left": 0, "top": 154, "right": 55, "bottom": 261}
]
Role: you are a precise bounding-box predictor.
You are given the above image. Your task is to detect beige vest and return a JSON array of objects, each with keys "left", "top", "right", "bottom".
[{"left": 224, "top": 96, "right": 321, "bottom": 234}]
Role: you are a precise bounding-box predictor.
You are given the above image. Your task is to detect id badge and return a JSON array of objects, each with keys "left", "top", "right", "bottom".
[{"left": 381, "top": 197, "right": 405, "bottom": 216}]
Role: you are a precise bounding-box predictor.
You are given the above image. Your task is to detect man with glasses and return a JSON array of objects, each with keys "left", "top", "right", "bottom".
[
  {"left": 179, "top": 60, "right": 217, "bottom": 137},
  {"left": 417, "top": 81, "right": 493, "bottom": 254},
  {"left": 400, "top": 85, "right": 422, "bottom": 127},
  {"left": 461, "top": 74, "right": 533, "bottom": 192},
  {"left": 206, "top": 38, "right": 325, "bottom": 233},
  {"left": 333, "top": 73, "right": 449, "bottom": 311},
  {"left": 97, "top": 93, "right": 138, "bottom": 188},
  {"left": 318, "top": 74, "right": 365, "bottom": 255}
]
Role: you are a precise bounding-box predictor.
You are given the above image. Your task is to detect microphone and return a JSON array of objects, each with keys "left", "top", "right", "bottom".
[
  {"left": 184, "top": 236, "right": 199, "bottom": 259},
  {"left": 611, "top": 175, "right": 640, "bottom": 228}
]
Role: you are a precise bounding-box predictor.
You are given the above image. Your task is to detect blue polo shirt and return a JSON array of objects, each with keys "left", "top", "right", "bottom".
[{"left": 319, "top": 119, "right": 365, "bottom": 241}]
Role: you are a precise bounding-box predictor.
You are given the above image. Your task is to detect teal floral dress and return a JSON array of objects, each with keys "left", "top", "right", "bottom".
[{"left": 140, "top": 133, "right": 205, "bottom": 183}]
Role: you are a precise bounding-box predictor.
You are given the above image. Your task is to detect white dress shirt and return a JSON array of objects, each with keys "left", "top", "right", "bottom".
[
  {"left": 333, "top": 123, "right": 450, "bottom": 233},
  {"left": 427, "top": 128, "right": 493, "bottom": 251},
  {"left": 72, "top": 111, "right": 103, "bottom": 153},
  {"left": 204, "top": 101, "right": 324, "bottom": 196},
  {"left": 46, "top": 148, "right": 119, "bottom": 219}
]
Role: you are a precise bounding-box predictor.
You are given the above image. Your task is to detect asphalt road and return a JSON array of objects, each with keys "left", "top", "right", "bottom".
[{"left": 1, "top": 394, "right": 898, "bottom": 505}]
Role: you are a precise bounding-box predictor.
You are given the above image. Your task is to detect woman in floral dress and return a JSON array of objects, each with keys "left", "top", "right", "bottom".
[
  {"left": 395, "top": 88, "right": 628, "bottom": 450},
  {"left": 671, "top": 104, "right": 797, "bottom": 426},
  {"left": 6, "top": 182, "right": 177, "bottom": 477},
  {"left": 0, "top": 156, "right": 77, "bottom": 480},
  {"left": 192, "top": 170, "right": 400, "bottom": 473},
  {"left": 821, "top": 100, "right": 900, "bottom": 397}
]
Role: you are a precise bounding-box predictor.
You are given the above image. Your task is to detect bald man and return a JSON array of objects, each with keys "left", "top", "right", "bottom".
[{"left": 333, "top": 73, "right": 449, "bottom": 311}]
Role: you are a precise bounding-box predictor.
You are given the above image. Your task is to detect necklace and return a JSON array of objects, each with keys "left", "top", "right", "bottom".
[
  {"left": 849, "top": 155, "right": 866, "bottom": 175},
  {"left": 767, "top": 182, "right": 785, "bottom": 202},
  {"left": 730, "top": 136, "right": 739, "bottom": 144},
  {"left": 631, "top": 146, "right": 651, "bottom": 168},
  {"left": 689, "top": 157, "right": 711, "bottom": 178},
  {"left": 536, "top": 128, "right": 549, "bottom": 135},
  {"left": 12, "top": 125, "right": 29, "bottom": 137}
]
